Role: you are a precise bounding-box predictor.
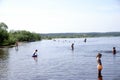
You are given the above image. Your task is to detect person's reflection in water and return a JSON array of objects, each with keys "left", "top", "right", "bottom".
[
  {"left": 33, "top": 57, "right": 38, "bottom": 62},
  {"left": 15, "top": 47, "right": 19, "bottom": 51},
  {"left": 98, "top": 76, "right": 103, "bottom": 80}
]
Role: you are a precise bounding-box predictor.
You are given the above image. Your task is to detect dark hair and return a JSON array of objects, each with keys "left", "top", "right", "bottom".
[
  {"left": 96, "top": 53, "right": 102, "bottom": 58},
  {"left": 113, "top": 47, "right": 116, "bottom": 49}
]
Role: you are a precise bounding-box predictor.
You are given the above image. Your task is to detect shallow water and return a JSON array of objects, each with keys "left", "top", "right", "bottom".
[{"left": 0, "top": 37, "right": 120, "bottom": 80}]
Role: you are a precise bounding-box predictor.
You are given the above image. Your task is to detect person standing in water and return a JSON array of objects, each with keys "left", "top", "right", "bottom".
[
  {"left": 84, "top": 38, "right": 87, "bottom": 43},
  {"left": 71, "top": 43, "right": 74, "bottom": 50},
  {"left": 96, "top": 53, "right": 103, "bottom": 77},
  {"left": 15, "top": 41, "right": 19, "bottom": 50},
  {"left": 112, "top": 47, "right": 116, "bottom": 55},
  {"left": 32, "top": 49, "right": 38, "bottom": 57},
  {"left": 98, "top": 76, "right": 103, "bottom": 80}
]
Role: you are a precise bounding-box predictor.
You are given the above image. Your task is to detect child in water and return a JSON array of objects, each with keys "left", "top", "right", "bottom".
[
  {"left": 84, "top": 38, "right": 87, "bottom": 43},
  {"left": 113, "top": 47, "right": 116, "bottom": 55},
  {"left": 32, "top": 49, "right": 38, "bottom": 57},
  {"left": 71, "top": 43, "right": 74, "bottom": 50},
  {"left": 96, "top": 53, "right": 103, "bottom": 77}
]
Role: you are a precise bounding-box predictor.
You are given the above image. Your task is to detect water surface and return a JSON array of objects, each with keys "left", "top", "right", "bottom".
[{"left": 0, "top": 37, "right": 120, "bottom": 80}]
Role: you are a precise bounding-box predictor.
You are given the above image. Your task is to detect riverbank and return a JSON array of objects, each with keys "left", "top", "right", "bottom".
[{"left": 0, "top": 42, "right": 25, "bottom": 48}]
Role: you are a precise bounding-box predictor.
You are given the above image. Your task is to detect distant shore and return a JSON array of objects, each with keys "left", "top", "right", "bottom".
[{"left": 40, "top": 32, "right": 120, "bottom": 39}]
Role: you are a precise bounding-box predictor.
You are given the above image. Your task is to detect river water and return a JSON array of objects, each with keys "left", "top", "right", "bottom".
[{"left": 0, "top": 37, "right": 120, "bottom": 80}]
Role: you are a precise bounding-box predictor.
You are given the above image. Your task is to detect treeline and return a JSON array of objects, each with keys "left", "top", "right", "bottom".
[
  {"left": 0, "top": 22, "right": 41, "bottom": 46},
  {"left": 41, "top": 32, "right": 120, "bottom": 39}
]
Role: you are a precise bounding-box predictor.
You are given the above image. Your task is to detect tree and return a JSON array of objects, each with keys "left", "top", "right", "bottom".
[
  {"left": 0, "top": 22, "right": 8, "bottom": 30},
  {"left": 0, "top": 22, "right": 9, "bottom": 45},
  {"left": 9, "top": 30, "right": 41, "bottom": 42},
  {"left": 0, "top": 22, "right": 41, "bottom": 46}
]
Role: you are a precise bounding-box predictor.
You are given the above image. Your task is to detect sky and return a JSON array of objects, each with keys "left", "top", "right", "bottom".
[{"left": 0, "top": 0, "right": 120, "bottom": 33}]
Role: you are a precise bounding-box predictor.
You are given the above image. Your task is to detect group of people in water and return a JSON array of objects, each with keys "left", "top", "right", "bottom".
[
  {"left": 70, "top": 38, "right": 87, "bottom": 51},
  {"left": 96, "top": 47, "right": 116, "bottom": 78},
  {"left": 70, "top": 39, "right": 117, "bottom": 80},
  {"left": 15, "top": 39, "right": 117, "bottom": 80},
  {"left": 55, "top": 38, "right": 117, "bottom": 79}
]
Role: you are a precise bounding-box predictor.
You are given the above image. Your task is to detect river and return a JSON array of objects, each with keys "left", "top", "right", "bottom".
[{"left": 0, "top": 37, "right": 120, "bottom": 80}]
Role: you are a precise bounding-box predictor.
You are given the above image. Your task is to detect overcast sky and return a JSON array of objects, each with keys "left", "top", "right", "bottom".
[{"left": 0, "top": 0, "right": 120, "bottom": 33}]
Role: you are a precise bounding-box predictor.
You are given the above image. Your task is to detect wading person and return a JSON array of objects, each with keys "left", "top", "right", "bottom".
[
  {"left": 32, "top": 49, "right": 38, "bottom": 57},
  {"left": 71, "top": 43, "right": 74, "bottom": 50},
  {"left": 96, "top": 53, "right": 103, "bottom": 77},
  {"left": 15, "top": 41, "right": 19, "bottom": 51},
  {"left": 112, "top": 47, "right": 116, "bottom": 55},
  {"left": 84, "top": 38, "right": 87, "bottom": 43}
]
